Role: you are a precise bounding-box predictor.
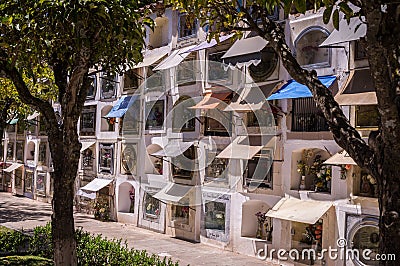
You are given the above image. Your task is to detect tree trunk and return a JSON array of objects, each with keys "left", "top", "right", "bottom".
[
  {"left": 0, "top": 58, "right": 90, "bottom": 265},
  {"left": 379, "top": 151, "right": 400, "bottom": 265},
  {"left": 49, "top": 60, "right": 90, "bottom": 265}
]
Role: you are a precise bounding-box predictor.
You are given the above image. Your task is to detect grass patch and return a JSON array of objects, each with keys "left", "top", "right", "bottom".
[{"left": 0, "top": 255, "right": 53, "bottom": 266}]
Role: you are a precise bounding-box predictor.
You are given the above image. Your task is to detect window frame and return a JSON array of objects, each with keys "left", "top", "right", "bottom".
[
  {"left": 205, "top": 150, "right": 229, "bottom": 182},
  {"left": 80, "top": 106, "right": 97, "bottom": 135},
  {"left": 171, "top": 145, "right": 196, "bottom": 180},
  {"left": 82, "top": 148, "right": 94, "bottom": 170},
  {"left": 38, "top": 142, "right": 47, "bottom": 166},
  {"left": 99, "top": 143, "right": 114, "bottom": 174},
  {"left": 243, "top": 148, "right": 273, "bottom": 189},
  {"left": 121, "top": 143, "right": 137, "bottom": 175},
  {"left": 100, "top": 72, "right": 118, "bottom": 100},
  {"left": 143, "top": 192, "right": 161, "bottom": 220},
  {"left": 204, "top": 201, "right": 226, "bottom": 232},
  {"left": 291, "top": 97, "right": 329, "bottom": 132},
  {"left": 355, "top": 105, "right": 379, "bottom": 128},
  {"left": 294, "top": 27, "right": 331, "bottom": 69},
  {"left": 36, "top": 171, "right": 46, "bottom": 195},
  {"left": 123, "top": 69, "right": 140, "bottom": 93},
  {"left": 207, "top": 51, "right": 232, "bottom": 83},
  {"left": 172, "top": 96, "right": 196, "bottom": 132},
  {"left": 24, "top": 169, "right": 34, "bottom": 193},
  {"left": 145, "top": 100, "right": 165, "bottom": 131},
  {"left": 15, "top": 141, "right": 24, "bottom": 163},
  {"left": 177, "top": 54, "right": 196, "bottom": 86},
  {"left": 6, "top": 141, "right": 14, "bottom": 161},
  {"left": 86, "top": 74, "right": 97, "bottom": 100}
]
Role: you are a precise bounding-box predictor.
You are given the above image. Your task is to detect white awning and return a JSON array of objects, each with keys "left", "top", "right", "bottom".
[
  {"left": 3, "top": 163, "right": 23, "bottom": 172},
  {"left": 320, "top": 17, "right": 366, "bottom": 46},
  {"left": 266, "top": 197, "right": 332, "bottom": 224},
  {"left": 153, "top": 45, "right": 196, "bottom": 71},
  {"left": 76, "top": 189, "right": 96, "bottom": 199},
  {"left": 185, "top": 34, "right": 234, "bottom": 53},
  {"left": 27, "top": 112, "right": 40, "bottom": 120},
  {"left": 143, "top": 174, "right": 168, "bottom": 195},
  {"left": 224, "top": 87, "right": 265, "bottom": 112},
  {"left": 80, "top": 141, "right": 96, "bottom": 152},
  {"left": 80, "top": 178, "right": 112, "bottom": 192},
  {"left": 216, "top": 136, "right": 264, "bottom": 160},
  {"left": 323, "top": 150, "right": 357, "bottom": 165},
  {"left": 151, "top": 140, "right": 194, "bottom": 157},
  {"left": 133, "top": 46, "right": 171, "bottom": 69},
  {"left": 221, "top": 36, "right": 268, "bottom": 67},
  {"left": 153, "top": 182, "right": 194, "bottom": 204}
]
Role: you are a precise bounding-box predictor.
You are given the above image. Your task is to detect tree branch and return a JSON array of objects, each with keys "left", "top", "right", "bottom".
[
  {"left": 238, "top": 7, "right": 376, "bottom": 172},
  {"left": 0, "top": 50, "right": 59, "bottom": 135}
]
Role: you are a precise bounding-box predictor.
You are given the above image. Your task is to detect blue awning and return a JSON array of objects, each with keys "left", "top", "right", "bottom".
[
  {"left": 7, "top": 118, "right": 18, "bottom": 125},
  {"left": 267, "top": 76, "right": 336, "bottom": 100},
  {"left": 105, "top": 95, "right": 139, "bottom": 118}
]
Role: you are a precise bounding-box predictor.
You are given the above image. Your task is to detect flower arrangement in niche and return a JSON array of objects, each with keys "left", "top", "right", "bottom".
[
  {"left": 255, "top": 211, "right": 267, "bottom": 239},
  {"left": 254, "top": 211, "right": 273, "bottom": 241},
  {"left": 107, "top": 117, "right": 116, "bottom": 125},
  {"left": 129, "top": 188, "right": 135, "bottom": 213},
  {"left": 311, "top": 155, "right": 332, "bottom": 192},
  {"left": 297, "top": 160, "right": 307, "bottom": 176},
  {"left": 93, "top": 201, "right": 110, "bottom": 221},
  {"left": 360, "top": 173, "right": 378, "bottom": 197}
]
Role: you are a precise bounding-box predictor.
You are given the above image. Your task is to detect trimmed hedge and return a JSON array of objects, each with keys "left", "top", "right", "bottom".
[
  {"left": 0, "top": 255, "right": 53, "bottom": 266},
  {"left": 0, "top": 224, "right": 179, "bottom": 266}
]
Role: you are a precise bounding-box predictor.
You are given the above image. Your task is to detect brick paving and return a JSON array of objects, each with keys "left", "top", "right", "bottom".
[{"left": 0, "top": 192, "right": 280, "bottom": 265}]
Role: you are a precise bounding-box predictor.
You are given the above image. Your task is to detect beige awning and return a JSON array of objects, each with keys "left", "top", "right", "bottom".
[
  {"left": 153, "top": 182, "right": 194, "bottom": 204},
  {"left": 266, "top": 197, "right": 332, "bottom": 224},
  {"left": 151, "top": 140, "right": 194, "bottom": 157},
  {"left": 133, "top": 46, "right": 171, "bottom": 69},
  {"left": 190, "top": 92, "right": 231, "bottom": 110},
  {"left": 323, "top": 150, "right": 357, "bottom": 165},
  {"left": 79, "top": 178, "right": 112, "bottom": 192},
  {"left": 320, "top": 17, "right": 366, "bottom": 47},
  {"left": 3, "top": 163, "right": 23, "bottom": 172},
  {"left": 153, "top": 45, "right": 196, "bottom": 71},
  {"left": 224, "top": 86, "right": 266, "bottom": 112},
  {"left": 335, "top": 68, "right": 377, "bottom": 105},
  {"left": 216, "top": 136, "right": 264, "bottom": 160},
  {"left": 80, "top": 141, "right": 96, "bottom": 152}
]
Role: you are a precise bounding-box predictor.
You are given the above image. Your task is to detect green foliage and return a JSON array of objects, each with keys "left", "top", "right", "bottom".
[
  {"left": 0, "top": 0, "right": 146, "bottom": 74},
  {"left": 0, "top": 255, "right": 54, "bottom": 266},
  {"left": 0, "top": 224, "right": 179, "bottom": 266},
  {"left": 0, "top": 228, "right": 30, "bottom": 255},
  {"left": 76, "top": 229, "right": 178, "bottom": 266},
  {"left": 29, "top": 223, "right": 53, "bottom": 259}
]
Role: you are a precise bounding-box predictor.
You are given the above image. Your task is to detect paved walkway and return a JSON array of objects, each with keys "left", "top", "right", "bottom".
[{"left": 0, "top": 192, "right": 277, "bottom": 265}]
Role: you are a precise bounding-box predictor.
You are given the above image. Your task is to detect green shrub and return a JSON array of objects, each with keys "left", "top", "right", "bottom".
[
  {"left": 0, "top": 224, "right": 179, "bottom": 266},
  {"left": 75, "top": 229, "right": 179, "bottom": 266},
  {"left": 0, "top": 255, "right": 53, "bottom": 266},
  {"left": 29, "top": 223, "right": 53, "bottom": 259},
  {"left": 0, "top": 228, "right": 30, "bottom": 255}
]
